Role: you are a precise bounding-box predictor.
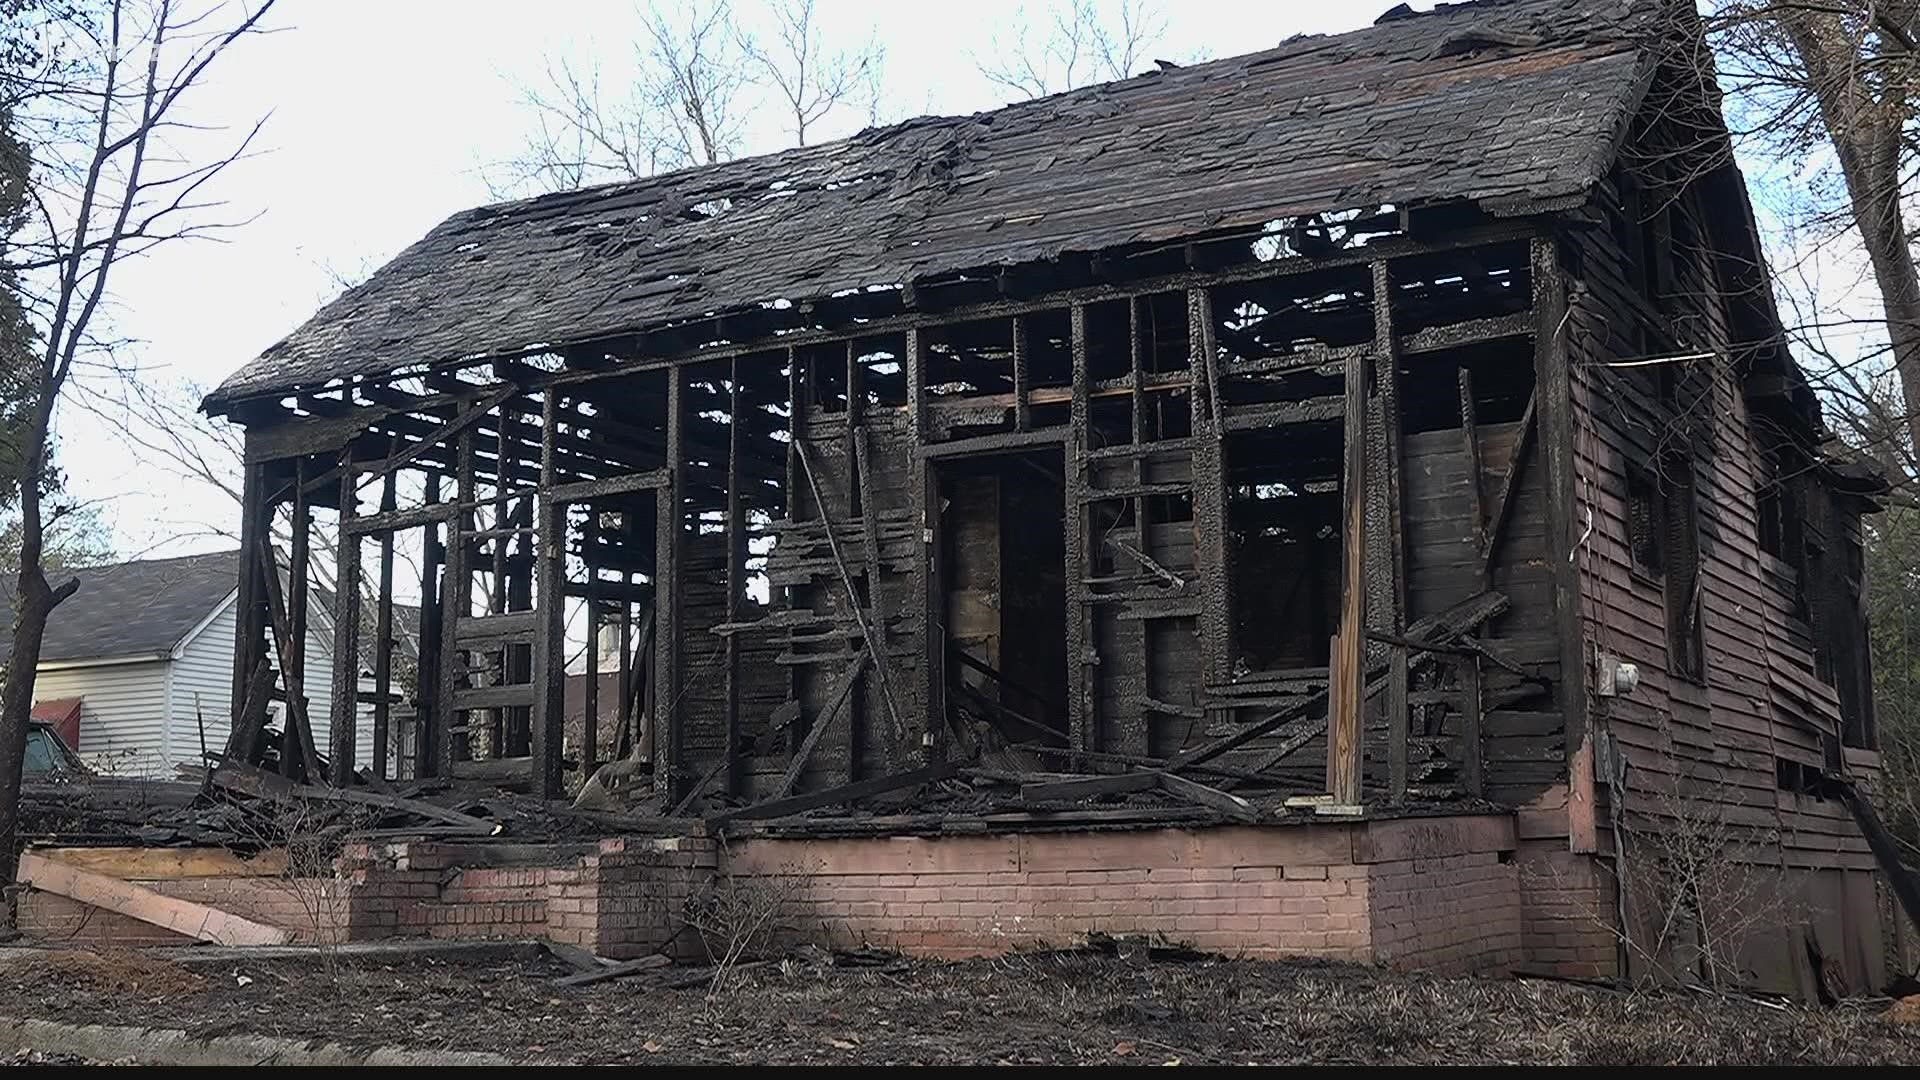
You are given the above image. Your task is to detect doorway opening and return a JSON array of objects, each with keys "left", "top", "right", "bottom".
[{"left": 936, "top": 447, "right": 1069, "bottom": 746}]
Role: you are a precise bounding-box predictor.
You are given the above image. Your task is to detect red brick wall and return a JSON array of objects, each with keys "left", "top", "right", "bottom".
[
  {"left": 18, "top": 891, "right": 190, "bottom": 947},
  {"left": 1513, "top": 842, "right": 1618, "bottom": 979},
  {"left": 20, "top": 816, "right": 1532, "bottom": 977},
  {"left": 719, "top": 816, "right": 1522, "bottom": 972}
]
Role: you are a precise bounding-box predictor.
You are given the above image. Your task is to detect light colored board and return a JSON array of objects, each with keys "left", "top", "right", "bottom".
[{"left": 17, "top": 853, "right": 294, "bottom": 946}]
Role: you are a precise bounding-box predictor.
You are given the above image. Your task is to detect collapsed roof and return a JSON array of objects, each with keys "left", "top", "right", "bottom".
[{"left": 205, "top": 0, "right": 1662, "bottom": 412}]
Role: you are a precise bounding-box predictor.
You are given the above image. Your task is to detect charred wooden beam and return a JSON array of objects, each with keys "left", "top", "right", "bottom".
[
  {"left": 653, "top": 378, "right": 685, "bottom": 805},
  {"left": 329, "top": 467, "right": 362, "bottom": 781},
  {"left": 707, "top": 761, "right": 959, "bottom": 828},
  {"left": 795, "top": 438, "right": 907, "bottom": 746},
  {"left": 1372, "top": 260, "right": 1409, "bottom": 804},
  {"left": 372, "top": 469, "right": 397, "bottom": 782},
  {"left": 532, "top": 392, "right": 567, "bottom": 799},
  {"left": 416, "top": 470, "right": 444, "bottom": 778},
  {"left": 775, "top": 650, "right": 868, "bottom": 798},
  {"left": 1530, "top": 235, "right": 1594, "bottom": 853},
  {"left": 1065, "top": 303, "right": 1095, "bottom": 752},
  {"left": 438, "top": 430, "right": 477, "bottom": 776},
  {"left": 1481, "top": 391, "right": 1537, "bottom": 571}
]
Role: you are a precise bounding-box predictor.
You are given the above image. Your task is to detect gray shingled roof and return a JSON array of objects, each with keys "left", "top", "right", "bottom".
[
  {"left": 205, "top": 0, "right": 1657, "bottom": 410},
  {"left": 0, "top": 551, "right": 240, "bottom": 666},
  {"left": 0, "top": 551, "right": 423, "bottom": 669}
]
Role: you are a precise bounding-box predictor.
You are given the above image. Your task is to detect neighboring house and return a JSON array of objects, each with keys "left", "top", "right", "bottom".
[{"left": 0, "top": 550, "right": 390, "bottom": 778}]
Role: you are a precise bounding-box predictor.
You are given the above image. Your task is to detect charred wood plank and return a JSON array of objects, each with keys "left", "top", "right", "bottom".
[
  {"left": 773, "top": 650, "right": 868, "bottom": 799},
  {"left": 1168, "top": 590, "right": 1508, "bottom": 772},
  {"left": 707, "top": 761, "right": 960, "bottom": 828},
  {"left": 1158, "top": 771, "right": 1258, "bottom": 821},
  {"left": 1020, "top": 771, "right": 1161, "bottom": 804},
  {"left": 1481, "top": 390, "right": 1536, "bottom": 571},
  {"left": 210, "top": 760, "right": 499, "bottom": 832}
]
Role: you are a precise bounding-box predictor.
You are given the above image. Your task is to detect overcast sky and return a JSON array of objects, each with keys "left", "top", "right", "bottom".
[{"left": 54, "top": 0, "right": 1404, "bottom": 558}]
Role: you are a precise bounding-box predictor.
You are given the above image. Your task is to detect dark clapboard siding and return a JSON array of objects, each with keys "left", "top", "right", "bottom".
[{"left": 1568, "top": 167, "right": 1876, "bottom": 874}]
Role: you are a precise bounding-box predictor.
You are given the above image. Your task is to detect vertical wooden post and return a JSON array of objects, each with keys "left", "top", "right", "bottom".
[
  {"left": 225, "top": 451, "right": 271, "bottom": 765},
  {"left": 905, "top": 327, "right": 941, "bottom": 763},
  {"left": 1064, "top": 304, "right": 1093, "bottom": 751},
  {"left": 1011, "top": 314, "right": 1031, "bottom": 432},
  {"left": 416, "top": 470, "right": 443, "bottom": 778},
  {"left": 532, "top": 392, "right": 566, "bottom": 798},
  {"left": 437, "top": 428, "right": 476, "bottom": 777},
  {"left": 329, "top": 467, "right": 362, "bottom": 781},
  {"left": 284, "top": 460, "right": 312, "bottom": 781},
  {"left": 1121, "top": 297, "right": 1151, "bottom": 759},
  {"left": 1188, "top": 287, "right": 1232, "bottom": 689},
  {"left": 724, "top": 355, "right": 747, "bottom": 790},
  {"left": 653, "top": 375, "right": 685, "bottom": 803},
  {"left": 1372, "top": 260, "right": 1409, "bottom": 803},
  {"left": 1458, "top": 367, "right": 1489, "bottom": 589},
  {"left": 1532, "top": 234, "right": 1596, "bottom": 853},
  {"left": 1328, "top": 347, "right": 1367, "bottom": 806},
  {"left": 1462, "top": 654, "right": 1484, "bottom": 798},
  {"left": 583, "top": 509, "right": 600, "bottom": 777},
  {"left": 372, "top": 470, "right": 397, "bottom": 782}
]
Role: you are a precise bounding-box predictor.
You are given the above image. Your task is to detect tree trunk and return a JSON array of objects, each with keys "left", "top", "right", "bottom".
[
  {"left": 0, "top": 562, "right": 75, "bottom": 934},
  {"left": 1783, "top": 10, "right": 1920, "bottom": 466}
]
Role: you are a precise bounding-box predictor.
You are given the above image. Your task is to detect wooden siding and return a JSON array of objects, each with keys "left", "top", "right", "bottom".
[{"left": 1566, "top": 167, "right": 1876, "bottom": 879}]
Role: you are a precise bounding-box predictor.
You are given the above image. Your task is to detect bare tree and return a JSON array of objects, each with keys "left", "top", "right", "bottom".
[
  {"left": 740, "top": 0, "right": 881, "bottom": 147},
  {"left": 494, "top": 0, "right": 889, "bottom": 196},
  {"left": 1713, "top": 2, "right": 1920, "bottom": 467},
  {"left": 976, "top": 0, "right": 1169, "bottom": 100},
  {"left": 0, "top": 0, "right": 276, "bottom": 929},
  {"left": 495, "top": 0, "right": 753, "bottom": 195}
]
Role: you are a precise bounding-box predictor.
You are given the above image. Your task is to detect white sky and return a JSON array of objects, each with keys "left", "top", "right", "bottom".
[{"left": 57, "top": 0, "right": 1399, "bottom": 558}]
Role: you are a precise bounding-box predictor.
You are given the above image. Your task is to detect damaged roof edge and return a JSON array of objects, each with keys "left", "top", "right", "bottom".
[
  {"left": 198, "top": 191, "right": 1565, "bottom": 418},
  {"left": 204, "top": 0, "right": 1668, "bottom": 415}
]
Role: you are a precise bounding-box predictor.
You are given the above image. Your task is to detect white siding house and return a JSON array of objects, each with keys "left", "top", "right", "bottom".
[{"left": 6, "top": 551, "right": 369, "bottom": 778}]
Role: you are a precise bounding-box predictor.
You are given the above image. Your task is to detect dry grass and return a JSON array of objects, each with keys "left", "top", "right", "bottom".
[
  {"left": 0, "top": 947, "right": 1912, "bottom": 1064},
  {"left": 1, "top": 949, "right": 204, "bottom": 998}
]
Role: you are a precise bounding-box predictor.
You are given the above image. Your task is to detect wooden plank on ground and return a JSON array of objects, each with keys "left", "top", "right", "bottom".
[{"left": 17, "top": 853, "right": 293, "bottom": 946}]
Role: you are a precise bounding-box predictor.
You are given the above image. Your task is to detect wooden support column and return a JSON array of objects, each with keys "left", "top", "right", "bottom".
[
  {"left": 1064, "top": 304, "right": 1094, "bottom": 751},
  {"left": 416, "top": 470, "right": 443, "bottom": 778},
  {"left": 652, "top": 376, "right": 685, "bottom": 804},
  {"left": 1531, "top": 235, "right": 1596, "bottom": 853},
  {"left": 1120, "top": 298, "right": 1152, "bottom": 759},
  {"left": 1188, "top": 287, "right": 1232, "bottom": 690},
  {"left": 905, "top": 327, "right": 942, "bottom": 763},
  {"left": 1372, "top": 260, "right": 1409, "bottom": 803},
  {"left": 1462, "top": 653, "right": 1484, "bottom": 797},
  {"left": 226, "top": 452, "right": 276, "bottom": 766},
  {"left": 283, "top": 461, "right": 312, "bottom": 780},
  {"left": 1458, "top": 368, "right": 1489, "bottom": 588},
  {"left": 329, "top": 466, "right": 362, "bottom": 781},
  {"left": 372, "top": 470, "right": 397, "bottom": 782},
  {"left": 722, "top": 355, "right": 747, "bottom": 792},
  {"left": 437, "top": 429, "right": 476, "bottom": 776},
  {"left": 1011, "top": 313, "right": 1031, "bottom": 432},
  {"left": 531, "top": 392, "right": 567, "bottom": 798},
  {"left": 583, "top": 510, "right": 600, "bottom": 777},
  {"left": 1328, "top": 343, "right": 1368, "bottom": 806}
]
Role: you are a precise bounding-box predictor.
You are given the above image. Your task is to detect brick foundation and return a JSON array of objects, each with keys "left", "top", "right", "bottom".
[{"left": 20, "top": 813, "right": 1531, "bottom": 976}]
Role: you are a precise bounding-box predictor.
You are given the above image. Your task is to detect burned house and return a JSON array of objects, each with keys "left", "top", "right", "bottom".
[{"left": 174, "top": 0, "right": 1902, "bottom": 990}]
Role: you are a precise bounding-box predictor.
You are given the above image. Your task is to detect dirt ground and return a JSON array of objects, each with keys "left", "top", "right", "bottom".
[{"left": 0, "top": 947, "right": 1916, "bottom": 1065}]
